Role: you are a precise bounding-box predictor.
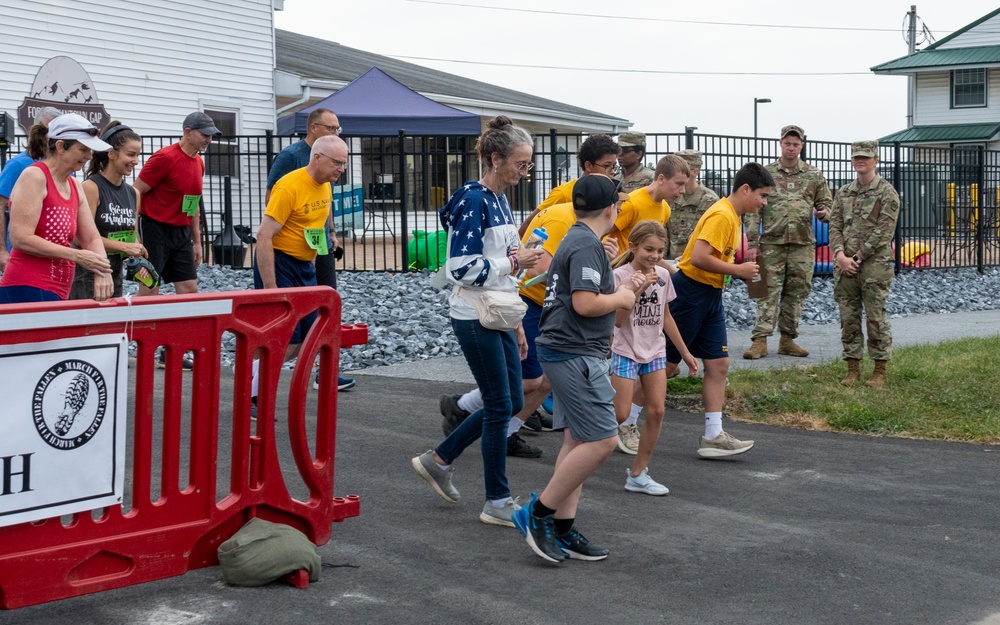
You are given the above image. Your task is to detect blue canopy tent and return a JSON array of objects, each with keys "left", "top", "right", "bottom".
[{"left": 276, "top": 66, "right": 482, "bottom": 136}]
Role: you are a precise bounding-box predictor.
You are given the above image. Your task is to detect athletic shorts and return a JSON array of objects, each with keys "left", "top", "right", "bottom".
[
  {"left": 139, "top": 215, "right": 197, "bottom": 285},
  {"left": 610, "top": 353, "right": 667, "bottom": 380},
  {"left": 665, "top": 270, "right": 729, "bottom": 362},
  {"left": 540, "top": 354, "right": 617, "bottom": 443},
  {"left": 520, "top": 296, "right": 544, "bottom": 380},
  {"left": 253, "top": 249, "right": 318, "bottom": 344}
]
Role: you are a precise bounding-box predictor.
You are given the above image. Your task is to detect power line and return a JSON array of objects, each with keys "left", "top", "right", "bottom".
[
  {"left": 402, "top": 0, "right": 902, "bottom": 33},
  {"left": 389, "top": 54, "right": 871, "bottom": 76}
]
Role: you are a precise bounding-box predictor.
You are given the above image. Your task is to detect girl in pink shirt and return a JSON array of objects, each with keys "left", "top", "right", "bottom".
[{"left": 611, "top": 221, "right": 698, "bottom": 496}]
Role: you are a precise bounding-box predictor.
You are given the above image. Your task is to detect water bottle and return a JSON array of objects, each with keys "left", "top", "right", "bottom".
[{"left": 516, "top": 227, "right": 548, "bottom": 280}]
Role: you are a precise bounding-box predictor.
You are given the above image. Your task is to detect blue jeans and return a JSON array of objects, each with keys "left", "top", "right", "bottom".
[{"left": 437, "top": 318, "right": 524, "bottom": 501}]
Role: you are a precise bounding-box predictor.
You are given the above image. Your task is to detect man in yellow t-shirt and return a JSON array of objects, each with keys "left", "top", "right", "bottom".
[
  {"left": 250, "top": 135, "right": 348, "bottom": 411},
  {"left": 518, "top": 135, "right": 619, "bottom": 237},
  {"left": 666, "top": 162, "right": 773, "bottom": 459},
  {"left": 606, "top": 154, "right": 690, "bottom": 254}
]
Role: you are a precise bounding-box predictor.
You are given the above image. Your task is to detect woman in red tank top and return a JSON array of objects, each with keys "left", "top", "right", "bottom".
[{"left": 0, "top": 113, "right": 114, "bottom": 303}]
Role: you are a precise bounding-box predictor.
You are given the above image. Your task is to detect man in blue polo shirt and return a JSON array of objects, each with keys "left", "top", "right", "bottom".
[{"left": 267, "top": 107, "right": 355, "bottom": 391}]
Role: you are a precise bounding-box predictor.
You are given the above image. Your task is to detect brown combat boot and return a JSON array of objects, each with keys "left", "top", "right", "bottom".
[
  {"left": 841, "top": 359, "right": 861, "bottom": 387},
  {"left": 866, "top": 360, "right": 888, "bottom": 388},
  {"left": 777, "top": 334, "right": 809, "bottom": 357},
  {"left": 743, "top": 337, "right": 768, "bottom": 360}
]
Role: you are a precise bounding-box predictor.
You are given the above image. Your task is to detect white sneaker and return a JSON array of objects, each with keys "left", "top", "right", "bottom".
[
  {"left": 697, "top": 431, "right": 755, "bottom": 459},
  {"left": 479, "top": 497, "right": 522, "bottom": 527},
  {"left": 617, "top": 423, "right": 640, "bottom": 455},
  {"left": 624, "top": 468, "right": 669, "bottom": 496}
]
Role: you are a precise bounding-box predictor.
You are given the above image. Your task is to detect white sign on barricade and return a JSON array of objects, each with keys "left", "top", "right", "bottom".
[{"left": 0, "top": 333, "right": 128, "bottom": 527}]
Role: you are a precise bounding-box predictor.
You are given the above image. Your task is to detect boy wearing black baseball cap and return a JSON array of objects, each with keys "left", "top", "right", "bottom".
[{"left": 512, "top": 174, "right": 647, "bottom": 563}]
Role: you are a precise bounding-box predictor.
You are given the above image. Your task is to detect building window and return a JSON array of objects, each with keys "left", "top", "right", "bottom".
[
  {"left": 204, "top": 108, "right": 240, "bottom": 179},
  {"left": 952, "top": 69, "right": 987, "bottom": 108}
]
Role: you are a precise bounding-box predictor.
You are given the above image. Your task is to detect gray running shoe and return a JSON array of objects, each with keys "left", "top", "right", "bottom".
[
  {"left": 479, "top": 497, "right": 522, "bottom": 527},
  {"left": 697, "top": 431, "right": 755, "bottom": 459},
  {"left": 411, "top": 450, "right": 460, "bottom": 502}
]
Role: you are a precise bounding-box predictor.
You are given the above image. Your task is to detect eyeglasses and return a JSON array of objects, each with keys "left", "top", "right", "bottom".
[
  {"left": 318, "top": 152, "right": 348, "bottom": 168},
  {"left": 514, "top": 160, "right": 534, "bottom": 172},
  {"left": 313, "top": 123, "right": 342, "bottom": 135}
]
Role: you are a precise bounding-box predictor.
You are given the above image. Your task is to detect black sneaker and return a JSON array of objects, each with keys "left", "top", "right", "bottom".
[
  {"left": 250, "top": 397, "right": 258, "bottom": 421},
  {"left": 507, "top": 433, "right": 542, "bottom": 458},
  {"left": 557, "top": 527, "right": 609, "bottom": 561},
  {"left": 523, "top": 410, "right": 553, "bottom": 432},
  {"left": 156, "top": 348, "right": 193, "bottom": 371},
  {"left": 182, "top": 352, "right": 194, "bottom": 371},
  {"left": 440, "top": 394, "right": 471, "bottom": 437}
]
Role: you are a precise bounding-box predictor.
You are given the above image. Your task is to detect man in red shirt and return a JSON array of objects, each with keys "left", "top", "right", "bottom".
[{"left": 134, "top": 111, "right": 220, "bottom": 296}]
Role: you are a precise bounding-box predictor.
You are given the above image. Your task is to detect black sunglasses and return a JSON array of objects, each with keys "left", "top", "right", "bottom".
[
  {"left": 63, "top": 127, "right": 99, "bottom": 136},
  {"left": 620, "top": 146, "right": 643, "bottom": 153}
]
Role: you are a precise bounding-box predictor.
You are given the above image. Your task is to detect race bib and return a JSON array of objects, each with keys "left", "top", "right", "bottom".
[
  {"left": 181, "top": 195, "right": 200, "bottom": 217},
  {"left": 304, "top": 228, "right": 328, "bottom": 255},
  {"left": 107, "top": 230, "right": 137, "bottom": 257}
]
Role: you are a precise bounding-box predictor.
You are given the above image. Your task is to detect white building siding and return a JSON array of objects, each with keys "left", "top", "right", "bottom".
[
  {"left": 914, "top": 70, "right": 1000, "bottom": 126},
  {"left": 1, "top": 0, "right": 276, "bottom": 136},
  {"left": 935, "top": 14, "right": 1000, "bottom": 50}
]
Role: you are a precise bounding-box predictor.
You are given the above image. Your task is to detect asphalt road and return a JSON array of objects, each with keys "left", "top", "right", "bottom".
[{"left": 6, "top": 309, "right": 1000, "bottom": 625}]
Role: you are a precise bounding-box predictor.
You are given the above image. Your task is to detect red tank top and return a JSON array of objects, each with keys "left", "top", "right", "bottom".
[{"left": 0, "top": 162, "right": 79, "bottom": 299}]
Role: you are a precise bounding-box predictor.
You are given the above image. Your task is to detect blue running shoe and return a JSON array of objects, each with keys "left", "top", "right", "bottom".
[
  {"left": 513, "top": 493, "right": 565, "bottom": 563},
  {"left": 541, "top": 393, "right": 554, "bottom": 416}
]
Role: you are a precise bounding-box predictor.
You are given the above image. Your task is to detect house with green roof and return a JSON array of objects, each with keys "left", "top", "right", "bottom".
[{"left": 872, "top": 8, "right": 1000, "bottom": 151}]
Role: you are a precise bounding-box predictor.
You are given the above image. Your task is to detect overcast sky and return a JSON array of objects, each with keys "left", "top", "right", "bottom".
[{"left": 275, "top": 1, "right": 999, "bottom": 143}]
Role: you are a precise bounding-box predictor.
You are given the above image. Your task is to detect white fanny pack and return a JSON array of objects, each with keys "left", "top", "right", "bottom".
[{"left": 454, "top": 286, "right": 526, "bottom": 331}]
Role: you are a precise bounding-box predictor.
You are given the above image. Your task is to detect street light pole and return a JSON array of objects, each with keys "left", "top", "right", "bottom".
[{"left": 754, "top": 98, "right": 772, "bottom": 138}]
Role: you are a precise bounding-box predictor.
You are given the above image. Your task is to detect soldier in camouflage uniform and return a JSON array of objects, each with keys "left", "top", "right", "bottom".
[
  {"left": 667, "top": 150, "right": 720, "bottom": 259},
  {"left": 743, "top": 125, "right": 833, "bottom": 360},
  {"left": 828, "top": 140, "right": 900, "bottom": 388},
  {"left": 615, "top": 131, "right": 656, "bottom": 193}
]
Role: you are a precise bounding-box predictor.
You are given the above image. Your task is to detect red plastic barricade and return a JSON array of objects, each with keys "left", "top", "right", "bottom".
[{"left": 0, "top": 287, "right": 367, "bottom": 609}]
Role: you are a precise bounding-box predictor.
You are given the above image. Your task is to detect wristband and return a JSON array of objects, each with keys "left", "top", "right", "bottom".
[{"left": 509, "top": 254, "right": 519, "bottom": 274}]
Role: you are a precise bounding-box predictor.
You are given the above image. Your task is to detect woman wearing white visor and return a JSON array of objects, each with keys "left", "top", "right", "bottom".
[{"left": 0, "top": 113, "right": 114, "bottom": 303}]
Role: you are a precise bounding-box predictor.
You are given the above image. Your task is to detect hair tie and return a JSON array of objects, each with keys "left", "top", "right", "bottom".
[{"left": 101, "top": 124, "right": 133, "bottom": 143}]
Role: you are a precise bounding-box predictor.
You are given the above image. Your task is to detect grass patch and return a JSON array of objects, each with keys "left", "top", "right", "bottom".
[{"left": 724, "top": 336, "right": 1000, "bottom": 444}]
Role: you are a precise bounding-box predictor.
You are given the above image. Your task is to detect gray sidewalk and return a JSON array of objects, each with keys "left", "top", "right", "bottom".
[
  {"left": 355, "top": 308, "right": 1000, "bottom": 383},
  {"left": 7, "top": 309, "right": 1000, "bottom": 625}
]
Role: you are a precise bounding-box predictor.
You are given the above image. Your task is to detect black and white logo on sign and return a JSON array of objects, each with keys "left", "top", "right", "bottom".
[{"left": 32, "top": 360, "right": 108, "bottom": 450}]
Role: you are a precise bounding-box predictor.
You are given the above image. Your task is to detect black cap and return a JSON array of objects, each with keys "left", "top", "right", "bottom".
[
  {"left": 573, "top": 175, "right": 619, "bottom": 213},
  {"left": 183, "top": 111, "right": 221, "bottom": 136}
]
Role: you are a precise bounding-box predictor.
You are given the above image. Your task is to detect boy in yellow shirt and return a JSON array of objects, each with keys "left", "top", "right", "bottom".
[{"left": 666, "top": 162, "right": 773, "bottom": 458}]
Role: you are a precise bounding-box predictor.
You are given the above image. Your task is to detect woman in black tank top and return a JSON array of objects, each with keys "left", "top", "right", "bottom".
[{"left": 70, "top": 121, "right": 147, "bottom": 299}]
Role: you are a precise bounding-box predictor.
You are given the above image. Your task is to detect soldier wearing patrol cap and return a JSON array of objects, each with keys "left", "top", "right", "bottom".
[
  {"left": 743, "top": 124, "right": 833, "bottom": 360},
  {"left": 616, "top": 131, "right": 656, "bottom": 194},
  {"left": 828, "top": 140, "right": 900, "bottom": 388},
  {"left": 667, "top": 150, "right": 720, "bottom": 259}
]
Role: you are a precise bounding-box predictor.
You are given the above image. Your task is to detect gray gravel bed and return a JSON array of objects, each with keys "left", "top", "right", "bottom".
[{"left": 126, "top": 265, "right": 1000, "bottom": 371}]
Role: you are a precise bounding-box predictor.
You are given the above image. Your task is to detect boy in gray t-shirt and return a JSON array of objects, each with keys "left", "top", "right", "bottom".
[{"left": 513, "top": 174, "right": 646, "bottom": 563}]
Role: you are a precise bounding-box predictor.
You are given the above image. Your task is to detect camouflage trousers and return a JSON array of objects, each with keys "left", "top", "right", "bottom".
[
  {"left": 751, "top": 243, "right": 814, "bottom": 340},
  {"left": 833, "top": 256, "right": 894, "bottom": 361}
]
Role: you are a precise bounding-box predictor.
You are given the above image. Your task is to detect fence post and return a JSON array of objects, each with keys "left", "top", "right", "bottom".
[
  {"left": 549, "top": 128, "right": 557, "bottom": 189},
  {"left": 892, "top": 141, "right": 902, "bottom": 274},
  {"left": 976, "top": 145, "right": 985, "bottom": 274},
  {"left": 399, "top": 129, "right": 409, "bottom": 272},
  {"left": 264, "top": 129, "right": 274, "bottom": 172},
  {"left": 684, "top": 126, "right": 695, "bottom": 150}
]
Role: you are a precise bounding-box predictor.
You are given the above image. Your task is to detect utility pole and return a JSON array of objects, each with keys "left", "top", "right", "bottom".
[{"left": 906, "top": 5, "right": 918, "bottom": 128}]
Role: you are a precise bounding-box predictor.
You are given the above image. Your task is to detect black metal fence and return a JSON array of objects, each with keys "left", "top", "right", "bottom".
[{"left": 3, "top": 130, "right": 998, "bottom": 273}]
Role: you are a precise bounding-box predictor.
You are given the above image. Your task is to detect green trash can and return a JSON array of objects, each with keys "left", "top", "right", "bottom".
[{"left": 408, "top": 229, "right": 448, "bottom": 271}]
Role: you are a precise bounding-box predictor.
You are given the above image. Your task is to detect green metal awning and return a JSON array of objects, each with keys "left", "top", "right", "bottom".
[
  {"left": 871, "top": 45, "right": 1000, "bottom": 73},
  {"left": 879, "top": 123, "right": 1000, "bottom": 144}
]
